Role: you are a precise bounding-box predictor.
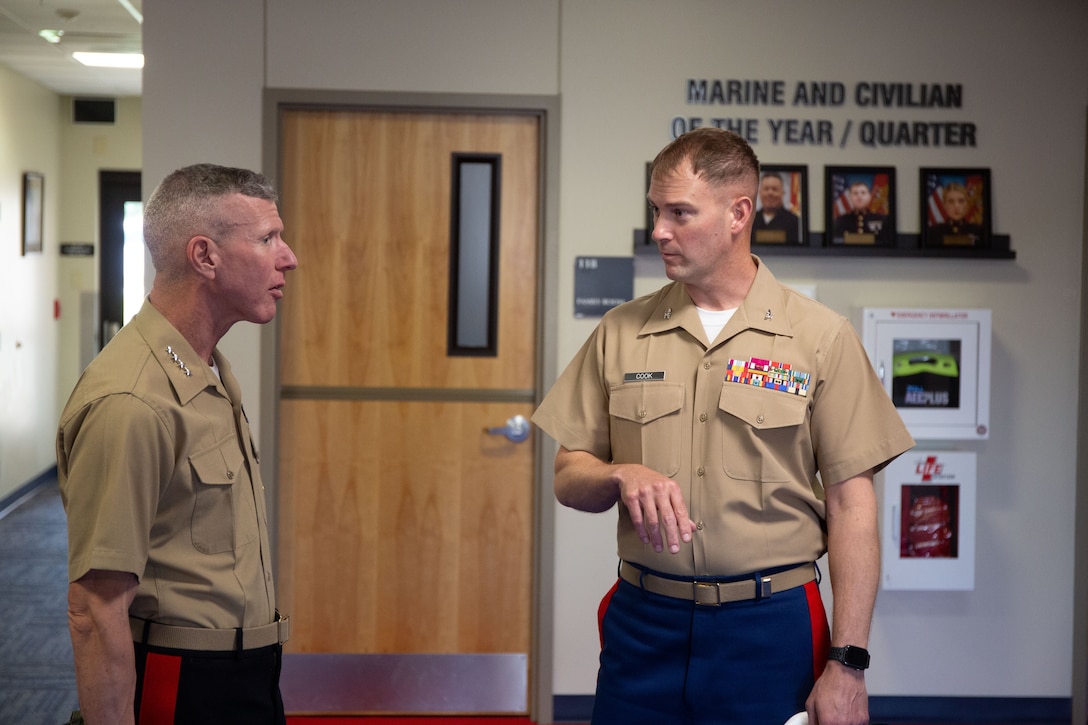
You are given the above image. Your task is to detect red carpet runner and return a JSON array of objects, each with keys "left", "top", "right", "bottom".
[{"left": 287, "top": 719, "right": 537, "bottom": 724}]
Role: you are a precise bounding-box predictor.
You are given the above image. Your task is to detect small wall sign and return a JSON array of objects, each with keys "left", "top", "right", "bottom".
[{"left": 574, "top": 256, "right": 633, "bottom": 318}]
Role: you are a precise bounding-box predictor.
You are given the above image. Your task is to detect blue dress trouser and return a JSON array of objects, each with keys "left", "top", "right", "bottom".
[
  {"left": 133, "top": 641, "right": 286, "bottom": 725},
  {"left": 592, "top": 570, "right": 829, "bottom": 725}
]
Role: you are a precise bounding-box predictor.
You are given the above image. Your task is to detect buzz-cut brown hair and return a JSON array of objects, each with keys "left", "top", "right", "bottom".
[{"left": 649, "top": 127, "right": 760, "bottom": 198}]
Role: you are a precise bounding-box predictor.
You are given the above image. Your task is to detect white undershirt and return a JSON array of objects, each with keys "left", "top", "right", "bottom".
[{"left": 696, "top": 306, "right": 737, "bottom": 343}]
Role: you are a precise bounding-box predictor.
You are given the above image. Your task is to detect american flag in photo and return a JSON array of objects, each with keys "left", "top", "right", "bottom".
[
  {"left": 927, "top": 174, "right": 947, "bottom": 226},
  {"left": 832, "top": 174, "right": 850, "bottom": 218}
]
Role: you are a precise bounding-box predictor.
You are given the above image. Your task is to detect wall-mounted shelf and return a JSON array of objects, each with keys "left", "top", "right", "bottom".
[
  {"left": 753, "top": 232, "right": 1015, "bottom": 259},
  {"left": 633, "top": 230, "right": 1015, "bottom": 259}
]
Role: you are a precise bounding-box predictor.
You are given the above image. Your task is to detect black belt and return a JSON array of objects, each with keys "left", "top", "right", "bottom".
[
  {"left": 619, "top": 561, "right": 816, "bottom": 606},
  {"left": 131, "top": 615, "right": 290, "bottom": 652}
]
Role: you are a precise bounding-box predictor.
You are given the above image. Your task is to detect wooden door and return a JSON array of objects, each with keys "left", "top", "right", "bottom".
[{"left": 275, "top": 109, "right": 539, "bottom": 714}]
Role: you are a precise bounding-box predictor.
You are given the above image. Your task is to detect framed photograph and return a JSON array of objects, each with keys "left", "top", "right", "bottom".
[
  {"left": 920, "top": 167, "right": 991, "bottom": 249},
  {"left": 825, "top": 165, "right": 896, "bottom": 246},
  {"left": 753, "top": 164, "right": 808, "bottom": 246},
  {"left": 22, "top": 172, "right": 44, "bottom": 255}
]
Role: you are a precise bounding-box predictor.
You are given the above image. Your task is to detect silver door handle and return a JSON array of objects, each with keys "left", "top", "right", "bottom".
[{"left": 486, "top": 414, "right": 530, "bottom": 443}]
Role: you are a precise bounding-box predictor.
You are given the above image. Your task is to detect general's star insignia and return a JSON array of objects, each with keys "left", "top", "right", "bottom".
[{"left": 165, "top": 345, "right": 192, "bottom": 377}]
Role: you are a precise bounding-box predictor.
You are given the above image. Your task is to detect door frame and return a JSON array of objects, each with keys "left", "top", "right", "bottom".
[
  {"left": 260, "top": 89, "right": 560, "bottom": 723},
  {"left": 98, "top": 170, "right": 142, "bottom": 349}
]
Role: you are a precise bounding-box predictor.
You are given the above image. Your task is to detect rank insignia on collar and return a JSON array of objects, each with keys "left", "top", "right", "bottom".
[
  {"left": 726, "top": 357, "right": 810, "bottom": 397},
  {"left": 663, "top": 308, "right": 672, "bottom": 320},
  {"left": 165, "top": 346, "right": 192, "bottom": 377},
  {"left": 765, "top": 309, "right": 774, "bottom": 321}
]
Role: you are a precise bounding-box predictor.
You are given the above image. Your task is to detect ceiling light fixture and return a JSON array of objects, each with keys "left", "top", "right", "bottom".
[
  {"left": 72, "top": 51, "right": 144, "bottom": 69},
  {"left": 117, "top": 0, "right": 143, "bottom": 24}
]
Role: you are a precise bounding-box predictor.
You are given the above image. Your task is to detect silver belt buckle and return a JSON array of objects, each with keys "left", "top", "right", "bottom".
[
  {"left": 693, "top": 581, "right": 721, "bottom": 606},
  {"left": 758, "top": 575, "right": 773, "bottom": 600}
]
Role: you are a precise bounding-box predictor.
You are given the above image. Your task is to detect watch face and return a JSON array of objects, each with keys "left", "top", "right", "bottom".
[
  {"left": 842, "top": 646, "right": 870, "bottom": 668},
  {"left": 832, "top": 645, "right": 870, "bottom": 669},
  {"left": 844, "top": 644, "right": 870, "bottom": 666}
]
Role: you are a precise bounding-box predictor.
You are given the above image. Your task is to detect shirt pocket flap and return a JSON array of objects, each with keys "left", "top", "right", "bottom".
[
  {"left": 189, "top": 438, "right": 245, "bottom": 486},
  {"left": 719, "top": 384, "right": 808, "bottom": 430},
  {"left": 609, "top": 383, "right": 684, "bottom": 425}
]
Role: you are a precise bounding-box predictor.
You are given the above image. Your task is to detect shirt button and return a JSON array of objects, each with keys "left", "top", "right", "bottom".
[
  {"left": 696, "top": 521, "right": 705, "bottom": 530},
  {"left": 703, "top": 362, "right": 712, "bottom": 370},
  {"left": 638, "top": 410, "right": 647, "bottom": 419},
  {"left": 226, "top": 470, "right": 234, "bottom": 480},
  {"left": 697, "top": 467, "right": 705, "bottom": 477},
  {"left": 699, "top": 412, "right": 708, "bottom": 422},
  {"left": 756, "top": 415, "right": 765, "bottom": 424}
]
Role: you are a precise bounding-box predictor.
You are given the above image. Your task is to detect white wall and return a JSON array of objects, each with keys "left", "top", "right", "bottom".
[
  {"left": 140, "top": 0, "right": 1088, "bottom": 710},
  {"left": 0, "top": 64, "right": 61, "bottom": 501}
]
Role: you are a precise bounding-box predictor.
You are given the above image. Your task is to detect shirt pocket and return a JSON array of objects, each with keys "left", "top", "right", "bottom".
[
  {"left": 189, "top": 438, "right": 258, "bottom": 554},
  {"left": 608, "top": 382, "right": 685, "bottom": 477},
  {"left": 718, "top": 384, "right": 808, "bottom": 482}
]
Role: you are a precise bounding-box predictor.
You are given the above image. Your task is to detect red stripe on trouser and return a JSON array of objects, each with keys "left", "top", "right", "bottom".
[
  {"left": 597, "top": 579, "right": 620, "bottom": 649},
  {"left": 138, "top": 651, "right": 181, "bottom": 725},
  {"left": 804, "top": 579, "right": 831, "bottom": 679}
]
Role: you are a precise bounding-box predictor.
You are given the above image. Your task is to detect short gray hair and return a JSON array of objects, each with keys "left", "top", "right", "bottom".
[{"left": 143, "top": 163, "right": 277, "bottom": 278}]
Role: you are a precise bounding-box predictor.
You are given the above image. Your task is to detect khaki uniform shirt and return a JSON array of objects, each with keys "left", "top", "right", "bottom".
[
  {"left": 57, "top": 300, "right": 277, "bottom": 629},
  {"left": 533, "top": 258, "right": 914, "bottom": 577}
]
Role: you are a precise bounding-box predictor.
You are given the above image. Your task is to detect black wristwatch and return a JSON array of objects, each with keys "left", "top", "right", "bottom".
[{"left": 828, "top": 645, "right": 870, "bottom": 670}]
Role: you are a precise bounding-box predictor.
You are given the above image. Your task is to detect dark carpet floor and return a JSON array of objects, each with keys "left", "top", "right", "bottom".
[{"left": 0, "top": 477, "right": 79, "bottom": 725}]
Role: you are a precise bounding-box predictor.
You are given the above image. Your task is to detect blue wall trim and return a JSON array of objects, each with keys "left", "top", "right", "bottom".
[
  {"left": 869, "top": 696, "right": 1070, "bottom": 723},
  {"left": 553, "top": 694, "right": 1071, "bottom": 723},
  {"left": 0, "top": 466, "right": 58, "bottom": 519},
  {"left": 552, "top": 695, "right": 593, "bottom": 722}
]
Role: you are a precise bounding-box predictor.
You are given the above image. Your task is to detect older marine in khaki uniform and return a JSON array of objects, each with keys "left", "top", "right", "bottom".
[
  {"left": 60, "top": 300, "right": 280, "bottom": 634},
  {"left": 58, "top": 164, "right": 297, "bottom": 725}
]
